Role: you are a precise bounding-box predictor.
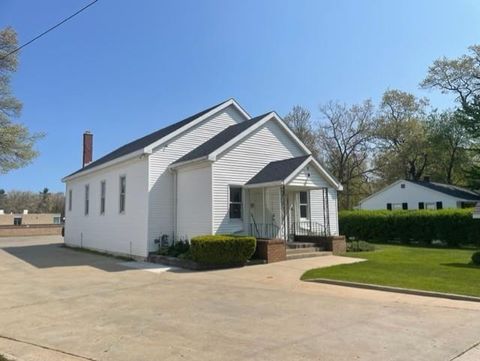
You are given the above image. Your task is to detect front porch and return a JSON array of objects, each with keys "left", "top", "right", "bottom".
[{"left": 244, "top": 185, "right": 332, "bottom": 241}]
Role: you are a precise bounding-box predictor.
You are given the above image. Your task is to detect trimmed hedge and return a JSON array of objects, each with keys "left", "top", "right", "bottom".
[
  {"left": 340, "top": 209, "right": 480, "bottom": 247},
  {"left": 190, "top": 235, "right": 256, "bottom": 265}
]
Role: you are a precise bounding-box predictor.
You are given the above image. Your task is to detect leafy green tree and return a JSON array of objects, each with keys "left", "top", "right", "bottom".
[
  {"left": 421, "top": 45, "right": 480, "bottom": 187},
  {"left": 426, "top": 110, "right": 472, "bottom": 185},
  {"left": 0, "top": 27, "right": 43, "bottom": 174},
  {"left": 374, "top": 90, "right": 430, "bottom": 183}
]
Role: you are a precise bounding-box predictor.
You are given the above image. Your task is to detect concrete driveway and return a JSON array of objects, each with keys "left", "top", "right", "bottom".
[{"left": 0, "top": 236, "right": 479, "bottom": 361}]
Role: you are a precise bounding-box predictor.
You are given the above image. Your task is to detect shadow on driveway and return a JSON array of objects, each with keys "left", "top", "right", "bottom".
[{"left": 1, "top": 242, "right": 132, "bottom": 272}]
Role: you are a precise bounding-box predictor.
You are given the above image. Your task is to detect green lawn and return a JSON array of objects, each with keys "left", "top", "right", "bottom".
[{"left": 302, "top": 244, "right": 480, "bottom": 297}]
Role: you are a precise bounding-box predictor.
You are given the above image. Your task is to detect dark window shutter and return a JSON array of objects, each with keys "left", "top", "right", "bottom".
[
  {"left": 418, "top": 202, "right": 424, "bottom": 210},
  {"left": 387, "top": 203, "right": 392, "bottom": 211},
  {"left": 402, "top": 203, "right": 408, "bottom": 210},
  {"left": 436, "top": 201, "right": 443, "bottom": 210}
]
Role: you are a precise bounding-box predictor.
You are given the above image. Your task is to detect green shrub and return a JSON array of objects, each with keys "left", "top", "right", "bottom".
[
  {"left": 347, "top": 240, "right": 375, "bottom": 252},
  {"left": 472, "top": 251, "right": 480, "bottom": 265},
  {"left": 340, "top": 209, "right": 480, "bottom": 247},
  {"left": 158, "top": 240, "right": 190, "bottom": 257},
  {"left": 190, "top": 235, "right": 256, "bottom": 265}
]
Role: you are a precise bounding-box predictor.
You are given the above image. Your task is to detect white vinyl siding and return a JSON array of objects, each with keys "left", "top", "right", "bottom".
[
  {"left": 176, "top": 163, "right": 212, "bottom": 239},
  {"left": 212, "top": 120, "right": 305, "bottom": 234},
  {"left": 359, "top": 180, "right": 462, "bottom": 210},
  {"left": 147, "top": 106, "right": 246, "bottom": 249},
  {"left": 64, "top": 157, "right": 149, "bottom": 257},
  {"left": 310, "top": 188, "right": 339, "bottom": 236},
  {"left": 288, "top": 166, "right": 328, "bottom": 188}
]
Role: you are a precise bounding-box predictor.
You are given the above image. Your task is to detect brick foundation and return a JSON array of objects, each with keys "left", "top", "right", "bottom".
[
  {"left": 0, "top": 224, "right": 63, "bottom": 237},
  {"left": 294, "top": 235, "right": 347, "bottom": 255},
  {"left": 254, "top": 238, "right": 286, "bottom": 263}
]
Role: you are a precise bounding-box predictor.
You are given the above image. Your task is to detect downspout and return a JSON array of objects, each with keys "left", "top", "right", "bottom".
[{"left": 172, "top": 169, "right": 178, "bottom": 242}]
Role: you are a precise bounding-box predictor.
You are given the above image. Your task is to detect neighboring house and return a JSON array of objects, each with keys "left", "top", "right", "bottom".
[
  {"left": 0, "top": 210, "right": 62, "bottom": 226},
  {"left": 62, "top": 99, "right": 342, "bottom": 258},
  {"left": 358, "top": 178, "right": 480, "bottom": 210}
]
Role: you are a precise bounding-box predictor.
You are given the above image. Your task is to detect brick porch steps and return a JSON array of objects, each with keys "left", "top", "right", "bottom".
[{"left": 285, "top": 242, "right": 331, "bottom": 260}]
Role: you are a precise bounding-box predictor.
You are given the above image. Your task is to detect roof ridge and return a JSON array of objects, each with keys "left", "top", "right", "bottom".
[
  {"left": 408, "top": 179, "right": 480, "bottom": 200},
  {"left": 171, "top": 112, "right": 273, "bottom": 166},
  {"left": 64, "top": 98, "right": 234, "bottom": 179}
]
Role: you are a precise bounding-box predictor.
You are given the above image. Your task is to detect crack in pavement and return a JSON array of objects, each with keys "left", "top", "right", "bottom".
[
  {"left": 450, "top": 340, "right": 480, "bottom": 360},
  {"left": 0, "top": 334, "right": 98, "bottom": 361}
]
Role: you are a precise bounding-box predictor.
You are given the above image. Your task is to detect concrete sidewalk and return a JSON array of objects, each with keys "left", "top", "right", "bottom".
[{"left": 1, "top": 236, "right": 479, "bottom": 361}]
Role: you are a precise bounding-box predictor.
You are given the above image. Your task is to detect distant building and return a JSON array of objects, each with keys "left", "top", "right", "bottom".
[
  {"left": 0, "top": 210, "right": 62, "bottom": 226},
  {"left": 358, "top": 178, "right": 480, "bottom": 210}
]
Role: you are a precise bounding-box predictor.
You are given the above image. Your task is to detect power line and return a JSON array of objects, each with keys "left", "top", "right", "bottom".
[{"left": 0, "top": 0, "right": 99, "bottom": 60}]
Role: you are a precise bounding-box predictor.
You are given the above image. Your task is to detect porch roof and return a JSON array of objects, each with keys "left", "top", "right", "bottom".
[
  {"left": 245, "top": 155, "right": 310, "bottom": 186},
  {"left": 245, "top": 155, "right": 343, "bottom": 190}
]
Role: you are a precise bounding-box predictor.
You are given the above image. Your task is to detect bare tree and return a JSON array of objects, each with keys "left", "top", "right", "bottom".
[
  {"left": 318, "top": 100, "right": 376, "bottom": 209},
  {"left": 284, "top": 106, "right": 319, "bottom": 157}
]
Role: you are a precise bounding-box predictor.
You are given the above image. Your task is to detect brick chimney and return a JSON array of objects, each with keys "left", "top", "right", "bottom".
[{"left": 83, "top": 131, "right": 93, "bottom": 167}]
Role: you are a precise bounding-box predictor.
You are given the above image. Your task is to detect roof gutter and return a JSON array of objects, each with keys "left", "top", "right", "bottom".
[
  {"left": 62, "top": 149, "right": 150, "bottom": 182},
  {"left": 168, "top": 156, "right": 212, "bottom": 170}
]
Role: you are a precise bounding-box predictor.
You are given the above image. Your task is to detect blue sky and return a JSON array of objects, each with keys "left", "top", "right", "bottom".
[{"left": 1, "top": 0, "right": 479, "bottom": 192}]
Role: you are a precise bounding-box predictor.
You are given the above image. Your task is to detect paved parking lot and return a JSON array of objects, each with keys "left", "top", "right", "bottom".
[{"left": 0, "top": 236, "right": 479, "bottom": 361}]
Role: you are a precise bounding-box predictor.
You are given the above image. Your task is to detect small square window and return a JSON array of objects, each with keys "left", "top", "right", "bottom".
[{"left": 401, "top": 184, "right": 406, "bottom": 189}]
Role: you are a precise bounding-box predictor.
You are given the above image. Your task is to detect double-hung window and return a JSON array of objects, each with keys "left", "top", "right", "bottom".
[
  {"left": 84, "top": 184, "right": 90, "bottom": 215},
  {"left": 100, "top": 181, "right": 106, "bottom": 215},
  {"left": 68, "top": 189, "right": 72, "bottom": 212},
  {"left": 119, "top": 176, "right": 126, "bottom": 213},
  {"left": 229, "top": 186, "right": 242, "bottom": 219},
  {"left": 299, "top": 191, "right": 309, "bottom": 219}
]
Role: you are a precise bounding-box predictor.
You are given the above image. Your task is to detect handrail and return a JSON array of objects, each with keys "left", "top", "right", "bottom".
[
  {"left": 248, "top": 223, "right": 281, "bottom": 239},
  {"left": 292, "top": 221, "right": 328, "bottom": 236}
]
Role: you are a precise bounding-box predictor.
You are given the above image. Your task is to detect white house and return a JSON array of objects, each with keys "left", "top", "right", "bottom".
[
  {"left": 358, "top": 178, "right": 480, "bottom": 211},
  {"left": 62, "top": 99, "right": 342, "bottom": 258}
]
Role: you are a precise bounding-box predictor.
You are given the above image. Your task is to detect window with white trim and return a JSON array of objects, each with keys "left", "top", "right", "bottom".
[
  {"left": 100, "top": 181, "right": 106, "bottom": 215},
  {"left": 84, "top": 184, "right": 89, "bottom": 216},
  {"left": 229, "top": 186, "right": 242, "bottom": 219},
  {"left": 299, "top": 191, "right": 309, "bottom": 219},
  {"left": 119, "top": 176, "right": 126, "bottom": 213}
]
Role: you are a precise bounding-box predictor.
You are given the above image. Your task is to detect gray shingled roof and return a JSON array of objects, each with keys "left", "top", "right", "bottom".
[
  {"left": 246, "top": 155, "right": 310, "bottom": 185},
  {"left": 171, "top": 112, "right": 271, "bottom": 165},
  {"left": 410, "top": 180, "right": 480, "bottom": 201},
  {"left": 65, "top": 100, "right": 230, "bottom": 178}
]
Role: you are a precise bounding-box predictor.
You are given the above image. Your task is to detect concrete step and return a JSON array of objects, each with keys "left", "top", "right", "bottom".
[
  {"left": 286, "top": 246, "right": 324, "bottom": 255},
  {"left": 286, "top": 242, "right": 319, "bottom": 249},
  {"left": 286, "top": 251, "right": 332, "bottom": 260}
]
